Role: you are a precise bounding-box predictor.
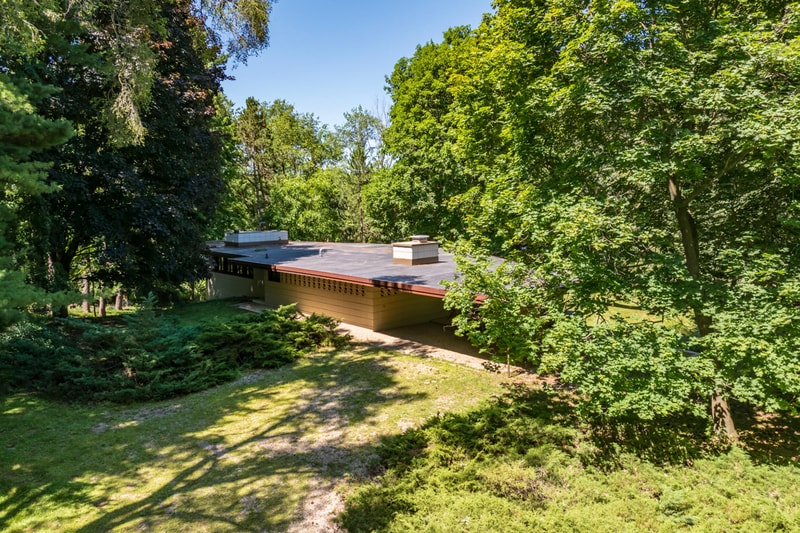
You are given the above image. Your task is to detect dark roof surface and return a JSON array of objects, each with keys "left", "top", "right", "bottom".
[{"left": 211, "top": 241, "right": 460, "bottom": 297}]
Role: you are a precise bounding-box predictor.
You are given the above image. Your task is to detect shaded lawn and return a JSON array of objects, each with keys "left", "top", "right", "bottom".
[
  {"left": 339, "top": 384, "right": 800, "bottom": 533},
  {"left": 0, "top": 344, "right": 506, "bottom": 532},
  {"left": 5, "top": 297, "right": 799, "bottom": 532}
]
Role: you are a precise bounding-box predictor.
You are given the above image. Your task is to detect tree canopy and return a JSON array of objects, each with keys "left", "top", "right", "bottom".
[
  {"left": 367, "top": 26, "right": 478, "bottom": 242},
  {"left": 442, "top": 0, "right": 800, "bottom": 438},
  {"left": 230, "top": 97, "right": 342, "bottom": 234},
  {"left": 221, "top": 99, "right": 394, "bottom": 243},
  {"left": 1, "top": 0, "right": 275, "bottom": 313}
]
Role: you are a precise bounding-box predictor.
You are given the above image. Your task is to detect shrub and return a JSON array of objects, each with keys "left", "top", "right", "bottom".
[
  {"left": 0, "top": 302, "right": 346, "bottom": 403},
  {"left": 338, "top": 385, "right": 579, "bottom": 531},
  {"left": 192, "top": 304, "right": 347, "bottom": 368}
]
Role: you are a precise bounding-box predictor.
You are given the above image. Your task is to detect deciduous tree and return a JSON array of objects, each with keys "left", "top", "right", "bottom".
[
  {"left": 367, "top": 27, "right": 478, "bottom": 242},
  {"left": 446, "top": 0, "right": 800, "bottom": 439},
  {"left": 19, "top": 0, "right": 233, "bottom": 301},
  {"left": 233, "top": 98, "right": 340, "bottom": 230}
]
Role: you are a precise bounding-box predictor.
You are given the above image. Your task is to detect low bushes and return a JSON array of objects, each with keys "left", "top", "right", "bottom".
[
  {"left": 0, "top": 302, "right": 346, "bottom": 403},
  {"left": 338, "top": 384, "right": 579, "bottom": 532},
  {"left": 338, "top": 383, "right": 800, "bottom": 532}
]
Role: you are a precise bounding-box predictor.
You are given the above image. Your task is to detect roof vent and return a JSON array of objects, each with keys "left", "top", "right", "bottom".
[{"left": 392, "top": 235, "right": 439, "bottom": 265}]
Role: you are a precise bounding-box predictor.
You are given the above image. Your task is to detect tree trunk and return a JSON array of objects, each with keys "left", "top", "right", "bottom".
[
  {"left": 254, "top": 166, "right": 263, "bottom": 221},
  {"left": 711, "top": 393, "right": 738, "bottom": 442},
  {"left": 115, "top": 290, "right": 123, "bottom": 310},
  {"left": 669, "top": 176, "right": 737, "bottom": 440},
  {"left": 98, "top": 296, "right": 106, "bottom": 317},
  {"left": 668, "top": 178, "right": 702, "bottom": 277},
  {"left": 81, "top": 278, "right": 90, "bottom": 313}
]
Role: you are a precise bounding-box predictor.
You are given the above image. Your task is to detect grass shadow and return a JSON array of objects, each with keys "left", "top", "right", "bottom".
[
  {"left": 337, "top": 382, "right": 800, "bottom": 532},
  {"left": 583, "top": 401, "right": 800, "bottom": 469},
  {"left": 733, "top": 402, "right": 800, "bottom": 466},
  {"left": 582, "top": 413, "right": 723, "bottom": 469},
  {"left": 337, "top": 383, "right": 577, "bottom": 531},
  {"left": 0, "top": 343, "right": 433, "bottom": 532}
]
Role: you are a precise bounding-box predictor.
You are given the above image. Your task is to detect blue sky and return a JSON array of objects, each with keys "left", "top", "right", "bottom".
[{"left": 221, "top": 0, "right": 492, "bottom": 128}]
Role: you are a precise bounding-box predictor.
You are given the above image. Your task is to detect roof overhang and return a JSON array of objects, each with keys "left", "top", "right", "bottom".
[{"left": 230, "top": 260, "right": 447, "bottom": 298}]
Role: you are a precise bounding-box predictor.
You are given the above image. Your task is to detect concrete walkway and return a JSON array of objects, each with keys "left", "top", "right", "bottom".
[
  {"left": 336, "top": 321, "right": 494, "bottom": 371},
  {"left": 237, "top": 300, "right": 525, "bottom": 374}
]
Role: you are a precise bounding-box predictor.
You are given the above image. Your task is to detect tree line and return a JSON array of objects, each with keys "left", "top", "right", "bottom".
[
  {"left": 218, "top": 26, "right": 481, "bottom": 245},
  {"left": 215, "top": 99, "right": 389, "bottom": 243}
]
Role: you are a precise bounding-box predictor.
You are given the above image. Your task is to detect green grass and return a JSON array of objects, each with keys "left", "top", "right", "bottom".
[
  {"left": 67, "top": 297, "right": 250, "bottom": 324},
  {"left": 597, "top": 302, "right": 692, "bottom": 330},
  {"left": 3, "top": 301, "right": 799, "bottom": 532},
  {"left": 339, "top": 385, "right": 800, "bottom": 532},
  {"left": 0, "top": 340, "right": 506, "bottom": 532},
  {"left": 161, "top": 298, "right": 251, "bottom": 325}
]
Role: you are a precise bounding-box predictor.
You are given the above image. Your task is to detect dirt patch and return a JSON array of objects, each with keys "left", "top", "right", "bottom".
[
  {"left": 279, "top": 320, "right": 532, "bottom": 532},
  {"left": 92, "top": 404, "right": 183, "bottom": 433},
  {"left": 276, "top": 382, "right": 378, "bottom": 531},
  {"left": 287, "top": 477, "right": 344, "bottom": 533}
]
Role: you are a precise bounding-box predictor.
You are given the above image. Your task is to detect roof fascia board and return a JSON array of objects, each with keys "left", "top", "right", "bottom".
[{"left": 276, "top": 265, "right": 447, "bottom": 298}]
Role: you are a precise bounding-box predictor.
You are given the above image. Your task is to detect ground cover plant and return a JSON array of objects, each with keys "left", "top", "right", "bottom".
[
  {"left": 0, "top": 331, "right": 506, "bottom": 532},
  {"left": 1, "top": 300, "right": 798, "bottom": 532},
  {"left": 339, "top": 384, "right": 800, "bottom": 532},
  {"left": 0, "top": 299, "right": 342, "bottom": 403}
]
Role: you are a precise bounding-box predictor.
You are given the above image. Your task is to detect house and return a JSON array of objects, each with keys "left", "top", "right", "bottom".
[{"left": 207, "top": 230, "right": 459, "bottom": 331}]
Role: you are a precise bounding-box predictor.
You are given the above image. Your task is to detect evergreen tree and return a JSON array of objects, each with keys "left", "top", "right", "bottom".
[{"left": 0, "top": 4, "right": 73, "bottom": 325}]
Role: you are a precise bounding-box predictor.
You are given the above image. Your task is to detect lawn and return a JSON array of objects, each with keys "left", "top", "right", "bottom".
[
  {"left": 2, "top": 301, "right": 799, "bottom": 532},
  {"left": 0, "top": 336, "right": 506, "bottom": 532},
  {"left": 339, "top": 386, "right": 800, "bottom": 532}
]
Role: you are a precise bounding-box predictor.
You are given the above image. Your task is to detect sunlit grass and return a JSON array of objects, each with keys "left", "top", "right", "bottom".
[
  {"left": 339, "top": 386, "right": 800, "bottom": 532},
  {"left": 5, "top": 300, "right": 797, "bottom": 532},
  {"left": 0, "top": 342, "right": 506, "bottom": 532},
  {"left": 592, "top": 302, "right": 693, "bottom": 331}
]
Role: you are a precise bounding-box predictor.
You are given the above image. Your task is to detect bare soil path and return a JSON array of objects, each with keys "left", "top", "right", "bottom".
[{"left": 281, "top": 320, "right": 528, "bottom": 532}]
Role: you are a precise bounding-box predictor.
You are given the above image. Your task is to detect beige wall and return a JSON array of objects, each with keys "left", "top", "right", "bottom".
[
  {"left": 208, "top": 269, "right": 450, "bottom": 330},
  {"left": 371, "top": 287, "right": 450, "bottom": 330},
  {"left": 207, "top": 270, "right": 265, "bottom": 300},
  {"left": 263, "top": 273, "right": 376, "bottom": 328},
  {"left": 263, "top": 272, "right": 450, "bottom": 330}
]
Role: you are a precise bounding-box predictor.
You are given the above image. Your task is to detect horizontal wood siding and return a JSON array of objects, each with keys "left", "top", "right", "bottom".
[
  {"left": 255, "top": 272, "right": 448, "bottom": 330},
  {"left": 207, "top": 271, "right": 265, "bottom": 300},
  {"left": 263, "top": 273, "right": 375, "bottom": 329},
  {"left": 372, "top": 288, "right": 450, "bottom": 330}
]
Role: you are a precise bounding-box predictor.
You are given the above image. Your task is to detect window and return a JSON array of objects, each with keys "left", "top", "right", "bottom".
[{"left": 212, "top": 256, "right": 254, "bottom": 279}]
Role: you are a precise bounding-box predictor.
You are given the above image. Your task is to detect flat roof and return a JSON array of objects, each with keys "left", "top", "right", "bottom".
[{"left": 210, "top": 241, "right": 460, "bottom": 297}]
